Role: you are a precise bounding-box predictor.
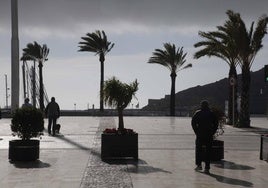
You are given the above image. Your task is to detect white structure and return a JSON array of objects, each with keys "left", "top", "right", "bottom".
[{"left": 11, "top": 0, "right": 20, "bottom": 111}]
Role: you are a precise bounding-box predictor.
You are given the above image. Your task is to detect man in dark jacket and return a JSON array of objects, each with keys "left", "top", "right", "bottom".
[
  {"left": 191, "top": 100, "right": 218, "bottom": 174},
  {"left": 45, "top": 97, "right": 60, "bottom": 136}
]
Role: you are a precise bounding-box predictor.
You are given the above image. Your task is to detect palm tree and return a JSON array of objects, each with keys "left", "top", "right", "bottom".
[
  {"left": 20, "top": 54, "right": 37, "bottom": 108},
  {"left": 78, "top": 30, "right": 114, "bottom": 112},
  {"left": 22, "top": 41, "right": 49, "bottom": 111},
  {"left": 103, "top": 77, "right": 138, "bottom": 131},
  {"left": 227, "top": 11, "right": 268, "bottom": 127},
  {"left": 194, "top": 23, "right": 239, "bottom": 125},
  {"left": 148, "top": 43, "right": 192, "bottom": 116},
  {"left": 194, "top": 10, "right": 268, "bottom": 127},
  {"left": 20, "top": 54, "right": 32, "bottom": 100}
]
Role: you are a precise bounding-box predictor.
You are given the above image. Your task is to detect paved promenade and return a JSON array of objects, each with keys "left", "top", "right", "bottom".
[{"left": 0, "top": 116, "right": 268, "bottom": 187}]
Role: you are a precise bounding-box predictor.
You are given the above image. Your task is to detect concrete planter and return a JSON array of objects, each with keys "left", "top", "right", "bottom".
[
  {"left": 201, "top": 139, "right": 224, "bottom": 161},
  {"left": 260, "top": 135, "right": 268, "bottom": 161},
  {"left": 101, "top": 133, "right": 138, "bottom": 160},
  {"left": 9, "top": 140, "right": 40, "bottom": 161}
]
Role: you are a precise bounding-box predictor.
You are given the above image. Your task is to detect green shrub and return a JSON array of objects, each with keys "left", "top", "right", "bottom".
[{"left": 11, "top": 107, "right": 44, "bottom": 140}]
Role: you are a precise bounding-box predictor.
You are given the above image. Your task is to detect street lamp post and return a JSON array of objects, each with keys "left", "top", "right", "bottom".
[
  {"left": 11, "top": 0, "right": 20, "bottom": 111},
  {"left": 5, "top": 74, "right": 10, "bottom": 108}
]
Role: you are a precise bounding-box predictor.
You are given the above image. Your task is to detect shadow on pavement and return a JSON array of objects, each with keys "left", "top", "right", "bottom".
[
  {"left": 213, "top": 160, "right": 255, "bottom": 170},
  {"left": 203, "top": 172, "right": 253, "bottom": 187},
  {"left": 53, "top": 134, "right": 89, "bottom": 150},
  {"left": 10, "top": 160, "right": 51, "bottom": 169},
  {"left": 102, "top": 158, "right": 146, "bottom": 165},
  {"left": 104, "top": 158, "right": 172, "bottom": 174},
  {"left": 127, "top": 164, "right": 172, "bottom": 174},
  {"left": 43, "top": 128, "right": 94, "bottom": 155},
  {"left": 52, "top": 134, "right": 103, "bottom": 160},
  {"left": 240, "top": 127, "right": 268, "bottom": 135}
]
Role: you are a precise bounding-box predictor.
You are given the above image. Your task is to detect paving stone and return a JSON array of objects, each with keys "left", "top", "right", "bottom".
[
  {"left": 80, "top": 116, "right": 133, "bottom": 188},
  {"left": 0, "top": 117, "right": 268, "bottom": 188}
]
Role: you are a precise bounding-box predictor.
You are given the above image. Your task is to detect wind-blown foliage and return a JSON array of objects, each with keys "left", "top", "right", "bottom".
[
  {"left": 22, "top": 41, "right": 49, "bottom": 111},
  {"left": 194, "top": 14, "right": 240, "bottom": 125},
  {"left": 222, "top": 10, "right": 268, "bottom": 127},
  {"left": 148, "top": 43, "right": 190, "bottom": 73},
  {"left": 148, "top": 43, "right": 192, "bottom": 116},
  {"left": 78, "top": 30, "right": 114, "bottom": 58},
  {"left": 78, "top": 30, "right": 114, "bottom": 112},
  {"left": 194, "top": 10, "right": 268, "bottom": 127},
  {"left": 194, "top": 30, "right": 239, "bottom": 66},
  {"left": 22, "top": 42, "right": 49, "bottom": 62},
  {"left": 233, "top": 11, "right": 268, "bottom": 127},
  {"left": 103, "top": 77, "right": 138, "bottom": 130}
]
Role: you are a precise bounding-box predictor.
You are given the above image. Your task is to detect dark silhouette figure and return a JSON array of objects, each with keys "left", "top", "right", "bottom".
[
  {"left": 191, "top": 100, "right": 218, "bottom": 174},
  {"left": 45, "top": 97, "right": 60, "bottom": 136},
  {"left": 21, "top": 98, "right": 33, "bottom": 108}
]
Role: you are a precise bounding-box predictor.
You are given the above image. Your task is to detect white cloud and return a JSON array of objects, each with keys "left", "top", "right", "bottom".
[{"left": 19, "top": 20, "right": 215, "bottom": 41}]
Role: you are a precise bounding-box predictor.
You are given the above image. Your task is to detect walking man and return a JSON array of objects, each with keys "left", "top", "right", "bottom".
[
  {"left": 45, "top": 97, "right": 60, "bottom": 136},
  {"left": 191, "top": 100, "right": 218, "bottom": 174}
]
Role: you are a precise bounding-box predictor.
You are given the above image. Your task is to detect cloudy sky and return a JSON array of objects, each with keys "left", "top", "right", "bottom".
[{"left": 0, "top": 0, "right": 268, "bottom": 110}]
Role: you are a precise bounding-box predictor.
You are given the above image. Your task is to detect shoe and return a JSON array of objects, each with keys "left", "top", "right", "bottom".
[
  {"left": 195, "top": 165, "right": 202, "bottom": 171},
  {"left": 204, "top": 169, "right": 210, "bottom": 174}
]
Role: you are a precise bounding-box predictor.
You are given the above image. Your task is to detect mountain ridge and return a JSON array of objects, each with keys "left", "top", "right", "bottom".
[{"left": 143, "top": 67, "right": 268, "bottom": 115}]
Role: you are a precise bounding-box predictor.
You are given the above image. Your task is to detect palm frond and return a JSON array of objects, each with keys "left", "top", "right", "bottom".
[
  {"left": 22, "top": 41, "right": 49, "bottom": 63},
  {"left": 78, "top": 30, "right": 114, "bottom": 57},
  {"left": 148, "top": 43, "right": 189, "bottom": 73},
  {"left": 252, "top": 15, "right": 268, "bottom": 52},
  {"left": 103, "top": 77, "right": 138, "bottom": 110},
  {"left": 194, "top": 12, "right": 241, "bottom": 67}
]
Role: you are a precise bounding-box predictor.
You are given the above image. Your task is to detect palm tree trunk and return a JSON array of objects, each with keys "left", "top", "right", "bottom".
[
  {"left": 38, "top": 62, "right": 44, "bottom": 111},
  {"left": 118, "top": 109, "right": 124, "bottom": 131},
  {"left": 228, "top": 64, "right": 238, "bottom": 126},
  {"left": 22, "top": 61, "right": 26, "bottom": 99},
  {"left": 238, "top": 64, "right": 251, "bottom": 127},
  {"left": 170, "top": 72, "right": 177, "bottom": 116},
  {"left": 32, "top": 61, "right": 36, "bottom": 108},
  {"left": 99, "top": 54, "right": 105, "bottom": 112}
]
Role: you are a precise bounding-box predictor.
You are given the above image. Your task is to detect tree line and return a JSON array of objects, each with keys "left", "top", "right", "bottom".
[{"left": 21, "top": 10, "right": 268, "bottom": 128}]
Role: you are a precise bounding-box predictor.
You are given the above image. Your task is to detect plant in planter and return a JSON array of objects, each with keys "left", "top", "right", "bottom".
[
  {"left": 207, "top": 106, "right": 225, "bottom": 161},
  {"left": 211, "top": 106, "right": 226, "bottom": 139},
  {"left": 9, "top": 107, "right": 44, "bottom": 161},
  {"left": 101, "top": 77, "right": 139, "bottom": 160}
]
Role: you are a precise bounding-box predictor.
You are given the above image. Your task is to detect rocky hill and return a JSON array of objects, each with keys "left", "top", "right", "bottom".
[{"left": 143, "top": 67, "right": 268, "bottom": 115}]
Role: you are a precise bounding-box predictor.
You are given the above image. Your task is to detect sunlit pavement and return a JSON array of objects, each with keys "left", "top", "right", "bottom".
[{"left": 0, "top": 116, "right": 268, "bottom": 188}]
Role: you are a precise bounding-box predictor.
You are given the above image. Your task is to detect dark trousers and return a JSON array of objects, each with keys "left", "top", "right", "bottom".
[
  {"left": 195, "top": 137, "right": 213, "bottom": 169},
  {"left": 48, "top": 116, "right": 57, "bottom": 134}
]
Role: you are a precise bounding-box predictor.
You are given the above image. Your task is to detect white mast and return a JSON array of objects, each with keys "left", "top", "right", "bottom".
[{"left": 11, "top": 0, "right": 20, "bottom": 111}]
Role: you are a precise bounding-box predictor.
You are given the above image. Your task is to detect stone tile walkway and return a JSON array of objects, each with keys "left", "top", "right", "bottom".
[
  {"left": 0, "top": 116, "right": 268, "bottom": 187},
  {"left": 80, "top": 117, "right": 133, "bottom": 188}
]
